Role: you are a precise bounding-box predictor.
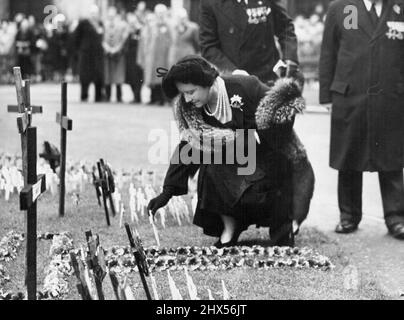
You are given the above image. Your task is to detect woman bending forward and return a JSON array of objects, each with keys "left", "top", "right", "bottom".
[{"left": 148, "top": 55, "right": 307, "bottom": 248}]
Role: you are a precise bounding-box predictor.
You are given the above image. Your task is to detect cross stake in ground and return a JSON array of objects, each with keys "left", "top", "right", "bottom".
[
  {"left": 100, "top": 159, "right": 116, "bottom": 217},
  {"left": 8, "top": 67, "right": 46, "bottom": 300},
  {"left": 85, "top": 230, "right": 107, "bottom": 300},
  {"left": 56, "top": 82, "right": 73, "bottom": 217},
  {"left": 125, "top": 223, "right": 152, "bottom": 300},
  {"left": 70, "top": 252, "right": 93, "bottom": 300},
  {"left": 19, "top": 127, "right": 46, "bottom": 300},
  {"left": 93, "top": 159, "right": 116, "bottom": 226}
]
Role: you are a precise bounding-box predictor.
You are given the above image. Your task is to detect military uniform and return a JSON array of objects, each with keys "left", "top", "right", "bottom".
[{"left": 200, "top": 0, "right": 298, "bottom": 83}]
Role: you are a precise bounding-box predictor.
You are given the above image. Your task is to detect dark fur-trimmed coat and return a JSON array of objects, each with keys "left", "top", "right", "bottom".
[{"left": 163, "top": 75, "right": 314, "bottom": 236}]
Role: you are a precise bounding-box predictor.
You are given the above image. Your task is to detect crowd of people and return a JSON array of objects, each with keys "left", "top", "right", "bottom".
[
  {"left": 0, "top": 13, "right": 74, "bottom": 84},
  {"left": 0, "top": 2, "right": 200, "bottom": 104},
  {"left": 0, "top": 2, "right": 326, "bottom": 102}
]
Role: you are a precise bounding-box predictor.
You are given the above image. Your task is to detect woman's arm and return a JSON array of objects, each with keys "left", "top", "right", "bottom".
[
  {"left": 163, "top": 141, "right": 201, "bottom": 196},
  {"left": 148, "top": 141, "right": 200, "bottom": 215}
]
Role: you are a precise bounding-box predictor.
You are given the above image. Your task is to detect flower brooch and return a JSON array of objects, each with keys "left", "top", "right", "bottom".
[{"left": 230, "top": 95, "right": 244, "bottom": 111}]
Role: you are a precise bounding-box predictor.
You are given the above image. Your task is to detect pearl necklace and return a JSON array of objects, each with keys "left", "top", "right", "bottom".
[{"left": 203, "top": 77, "right": 232, "bottom": 123}]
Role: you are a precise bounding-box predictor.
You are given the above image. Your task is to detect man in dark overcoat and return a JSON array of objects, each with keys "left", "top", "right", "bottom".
[
  {"left": 320, "top": 0, "right": 404, "bottom": 239},
  {"left": 74, "top": 5, "right": 105, "bottom": 102},
  {"left": 199, "top": 0, "right": 315, "bottom": 239}
]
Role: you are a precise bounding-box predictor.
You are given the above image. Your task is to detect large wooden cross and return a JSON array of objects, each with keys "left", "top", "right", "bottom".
[
  {"left": 56, "top": 82, "right": 73, "bottom": 217},
  {"left": 7, "top": 67, "right": 43, "bottom": 133},
  {"left": 9, "top": 67, "right": 46, "bottom": 300}
]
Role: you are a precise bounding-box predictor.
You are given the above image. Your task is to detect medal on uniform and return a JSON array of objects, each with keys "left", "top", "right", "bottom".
[
  {"left": 246, "top": 6, "right": 271, "bottom": 24},
  {"left": 386, "top": 21, "right": 404, "bottom": 40}
]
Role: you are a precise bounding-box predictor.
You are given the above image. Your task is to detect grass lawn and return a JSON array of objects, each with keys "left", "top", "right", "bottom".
[{"left": 0, "top": 177, "right": 390, "bottom": 300}]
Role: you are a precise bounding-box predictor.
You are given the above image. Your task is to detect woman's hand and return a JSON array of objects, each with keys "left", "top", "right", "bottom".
[{"left": 147, "top": 192, "right": 172, "bottom": 215}]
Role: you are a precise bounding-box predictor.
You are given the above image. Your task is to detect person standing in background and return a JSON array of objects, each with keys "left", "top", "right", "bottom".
[
  {"left": 44, "top": 14, "right": 69, "bottom": 82},
  {"left": 103, "top": 6, "right": 129, "bottom": 103},
  {"left": 74, "top": 4, "right": 104, "bottom": 102},
  {"left": 319, "top": 0, "right": 404, "bottom": 239},
  {"left": 135, "top": 1, "right": 147, "bottom": 26},
  {"left": 168, "top": 7, "right": 200, "bottom": 67},
  {"left": 15, "top": 18, "right": 36, "bottom": 79},
  {"left": 66, "top": 19, "right": 80, "bottom": 82},
  {"left": 27, "top": 15, "right": 44, "bottom": 82},
  {"left": 199, "top": 0, "right": 301, "bottom": 84},
  {"left": 138, "top": 4, "right": 172, "bottom": 106},
  {"left": 125, "top": 11, "right": 144, "bottom": 104},
  {"left": 0, "top": 20, "right": 18, "bottom": 83}
]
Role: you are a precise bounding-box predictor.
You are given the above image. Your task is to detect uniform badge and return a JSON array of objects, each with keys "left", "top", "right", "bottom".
[{"left": 386, "top": 21, "right": 404, "bottom": 40}]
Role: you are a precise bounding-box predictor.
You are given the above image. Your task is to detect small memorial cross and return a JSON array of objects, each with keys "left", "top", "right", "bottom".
[
  {"left": 93, "top": 159, "right": 116, "bottom": 226},
  {"left": 124, "top": 223, "right": 152, "bottom": 300},
  {"left": 84, "top": 230, "right": 107, "bottom": 300},
  {"left": 56, "top": 82, "right": 73, "bottom": 217}
]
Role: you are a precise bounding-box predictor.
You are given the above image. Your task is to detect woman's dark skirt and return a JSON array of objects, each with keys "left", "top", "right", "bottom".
[{"left": 193, "top": 152, "right": 293, "bottom": 237}]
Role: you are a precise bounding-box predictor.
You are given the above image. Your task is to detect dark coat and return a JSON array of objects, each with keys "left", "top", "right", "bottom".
[
  {"left": 125, "top": 28, "right": 144, "bottom": 87},
  {"left": 319, "top": 0, "right": 404, "bottom": 171},
  {"left": 74, "top": 19, "right": 104, "bottom": 84},
  {"left": 163, "top": 75, "right": 303, "bottom": 236},
  {"left": 44, "top": 29, "right": 69, "bottom": 73},
  {"left": 15, "top": 29, "right": 36, "bottom": 77},
  {"left": 199, "top": 0, "right": 298, "bottom": 83}
]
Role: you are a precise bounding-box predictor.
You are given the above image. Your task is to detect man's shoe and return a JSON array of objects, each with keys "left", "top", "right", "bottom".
[
  {"left": 389, "top": 223, "right": 404, "bottom": 240},
  {"left": 335, "top": 222, "right": 358, "bottom": 234}
]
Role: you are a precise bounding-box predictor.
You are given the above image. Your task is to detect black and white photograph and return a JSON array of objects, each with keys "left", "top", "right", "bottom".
[{"left": 0, "top": 0, "right": 403, "bottom": 307}]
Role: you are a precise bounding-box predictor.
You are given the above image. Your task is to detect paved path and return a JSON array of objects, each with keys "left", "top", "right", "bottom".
[{"left": 1, "top": 82, "right": 403, "bottom": 298}]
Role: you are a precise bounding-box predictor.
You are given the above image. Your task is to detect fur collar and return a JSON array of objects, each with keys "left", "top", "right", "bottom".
[{"left": 173, "top": 78, "right": 305, "bottom": 153}]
